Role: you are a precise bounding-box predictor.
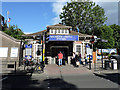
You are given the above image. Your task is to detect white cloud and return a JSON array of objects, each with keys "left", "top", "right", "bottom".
[
  {"left": 51, "top": 0, "right": 119, "bottom": 25},
  {"left": 24, "top": 32, "right": 33, "bottom": 34},
  {"left": 1, "top": 0, "right": 71, "bottom": 2},
  {"left": 97, "top": 2, "right": 118, "bottom": 25},
  {"left": 52, "top": 0, "right": 68, "bottom": 24},
  {"left": 92, "top": 0, "right": 119, "bottom": 2},
  {"left": 52, "top": 17, "right": 61, "bottom": 25}
]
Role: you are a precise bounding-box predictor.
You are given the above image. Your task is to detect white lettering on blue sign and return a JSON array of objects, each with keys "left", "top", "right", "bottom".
[{"left": 49, "top": 35, "right": 78, "bottom": 41}]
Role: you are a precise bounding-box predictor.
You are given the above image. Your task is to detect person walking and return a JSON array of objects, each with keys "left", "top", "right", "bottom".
[
  {"left": 39, "top": 53, "right": 42, "bottom": 63},
  {"left": 39, "top": 53, "right": 44, "bottom": 72},
  {"left": 84, "top": 53, "right": 87, "bottom": 66},
  {"left": 79, "top": 52, "right": 82, "bottom": 64},
  {"left": 75, "top": 54, "right": 79, "bottom": 67},
  {"left": 72, "top": 52, "right": 76, "bottom": 67},
  {"left": 58, "top": 51, "right": 63, "bottom": 66}
]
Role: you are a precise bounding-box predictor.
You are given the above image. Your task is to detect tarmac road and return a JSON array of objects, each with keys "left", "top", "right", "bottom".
[{"left": 2, "top": 64, "right": 119, "bottom": 89}]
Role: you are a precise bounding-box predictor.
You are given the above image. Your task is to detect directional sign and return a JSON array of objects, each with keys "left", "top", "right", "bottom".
[{"left": 87, "top": 55, "right": 93, "bottom": 60}]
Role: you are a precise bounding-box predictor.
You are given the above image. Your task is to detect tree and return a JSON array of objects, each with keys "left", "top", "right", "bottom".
[
  {"left": 110, "top": 24, "right": 120, "bottom": 54},
  {"left": 59, "top": 0, "right": 107, "bottom": 34},
  {"left": 3, "top": 25, "right": 24, "bottom": 40},
  {"left": 94, "top": 25, "right": 115, "bottom": 49}
]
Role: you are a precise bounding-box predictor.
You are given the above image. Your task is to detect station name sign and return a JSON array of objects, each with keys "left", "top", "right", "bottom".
[{"left": 49, "top": 35, "right": 79, "bottom": 41}]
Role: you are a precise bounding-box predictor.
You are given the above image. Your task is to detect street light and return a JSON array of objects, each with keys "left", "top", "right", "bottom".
[
  {"left": 95, "top": 38, "right": 108, "bottom": 69},
  {"left": 101, "top": 39, "right": 108, "bottom": 69},
  {"left": 89, "top": 36, "right": 95, "bottom": 70}
]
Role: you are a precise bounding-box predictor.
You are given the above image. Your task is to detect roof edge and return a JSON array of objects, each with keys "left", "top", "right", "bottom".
[{"left": 0, "top": 31, "right": 21, "bottom": 42}]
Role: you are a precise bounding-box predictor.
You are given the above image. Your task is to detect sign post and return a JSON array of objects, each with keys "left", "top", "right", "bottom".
[
  {"left": 90, "top": 36, "right": 95, "bottom": 70},
  {"left": 101, "top": 39, "right": 108, "bottom": 69},
  {"left": 89, "top": 54, "right": 91, "bottom": 70},
  {"left": 96, "top": 38, "right": 108, "bottom": 69},
  {"left": 25, "top": 44, "right": 32, "bottom": 59}
]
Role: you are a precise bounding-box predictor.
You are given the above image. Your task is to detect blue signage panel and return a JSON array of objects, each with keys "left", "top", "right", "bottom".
[
  {"left": 25, "top": 55, "right": 32, "bottom": 59},
  {"left": 87, "top": 55, "right": 93, "bottom": 60},
  {"left": 49, "top": 35, "right": 79, "bottom": 41},
  {"left": 25, "top": 44, "right": 32, "bottom": 48}
]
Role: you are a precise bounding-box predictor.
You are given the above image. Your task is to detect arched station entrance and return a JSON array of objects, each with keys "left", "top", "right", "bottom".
[
  {"left": 45, "top": 41, "right": 73, "bottom": 65},
  {"left": 51, "top": 46, "right": 68, "bottom": 65}
]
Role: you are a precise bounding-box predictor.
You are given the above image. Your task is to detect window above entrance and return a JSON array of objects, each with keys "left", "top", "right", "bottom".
[{"left": 49, "top": 29, "right": 69, "bottom": 34}]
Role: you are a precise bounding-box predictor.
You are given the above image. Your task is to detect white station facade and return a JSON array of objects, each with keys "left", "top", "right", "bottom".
[{"left": 23, "top": 24, "right": 95, "bottom": 64}]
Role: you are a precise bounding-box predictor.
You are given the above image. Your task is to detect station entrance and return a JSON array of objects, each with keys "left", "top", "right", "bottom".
[
  {"left": 51, "top": 46, "right": 68, "bottom": 65},
  {"left": 45, "top": 41, "right": 73, "bottom": 65}
]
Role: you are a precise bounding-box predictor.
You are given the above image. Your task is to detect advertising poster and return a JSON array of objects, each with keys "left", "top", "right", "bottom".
[
  {"left": 10, "top": 47, "right": 18, "bottom": 57},
  {"left": 0, "top": 47, "right": 8, "bottom": 57}
]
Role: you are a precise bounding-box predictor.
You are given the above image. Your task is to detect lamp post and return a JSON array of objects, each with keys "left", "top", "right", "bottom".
[
  {"left": 90, "top": 36, "right": 95, "bottom": 70},
  {"left": 101, "top": 39, "right": 108, "bottom": 69},
  {"left": 96, "top": 38, "right": 108, "bottom": 69}
]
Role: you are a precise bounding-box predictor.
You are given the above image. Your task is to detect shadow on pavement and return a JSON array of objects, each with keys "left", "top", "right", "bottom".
[
  {"left": 42, "top": 78, "right": 78, "bottom": 89},
  {"left": 94, "top": 73, "right": 120, "bottom": 85},
  {"left": 2, "top": 70, "right": 78, "bottom": 89}
]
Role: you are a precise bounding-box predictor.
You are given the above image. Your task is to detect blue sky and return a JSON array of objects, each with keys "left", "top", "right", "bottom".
[
  {"left": 1, "top": 1, "right": 119, "bottom": 34},
  {"left": 2, "top": 2, "right": 57, "bottom": 33}
]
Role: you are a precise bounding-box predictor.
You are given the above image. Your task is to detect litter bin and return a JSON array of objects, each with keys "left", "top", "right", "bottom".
[
  {"left": 104, "top": 60, "right": 111, "bottom": 69},
  {"left": 111, "top": 59, "right": 117, "bottom": 70}
]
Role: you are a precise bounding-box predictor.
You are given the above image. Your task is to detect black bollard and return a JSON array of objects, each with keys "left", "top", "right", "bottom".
[
  {"left": 15, "top": 61, "right": 16, "bottom": 73},
  {"left": 89, "top": 54, "right": 91, "bottom": 70}
]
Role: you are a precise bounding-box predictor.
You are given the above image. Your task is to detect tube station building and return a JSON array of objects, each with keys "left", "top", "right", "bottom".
[{"left": 23, "top": 24, "right": 95, "bottom": 65}]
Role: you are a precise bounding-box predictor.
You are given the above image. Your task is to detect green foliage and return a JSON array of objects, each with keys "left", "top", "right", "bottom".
[
  {"left": 110, "top": 24, "right": 120, "bottom": 48},
  {"left": 59, "top": 0, "right": 107, "bottom": 34},
  {"left": 3, "top": 25, "right": 24, "bottom": 40},
  {"left": 108, "top": 54, "right": 111, "bottom": 59},
  {"left": 94, "top": 25, "right": 115, "bottom": 49},
  {"left": 110, "top": 24, "right": 120, "bottom": 54}
]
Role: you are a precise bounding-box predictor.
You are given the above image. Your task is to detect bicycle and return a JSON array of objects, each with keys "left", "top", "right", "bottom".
[
  {"left": 23, "top": 59, "right": 44, "bottom": 73},
  {"left": 34, "top": 62, "right": 44, "bottom": 73}
]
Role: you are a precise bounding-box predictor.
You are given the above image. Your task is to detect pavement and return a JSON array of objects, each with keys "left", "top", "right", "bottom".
[
  {"left": 2, "top": 64, "right": 120, "bottom": 89},
  {"left": 42, "top": 64, "right": 93, "bottom": 76}
]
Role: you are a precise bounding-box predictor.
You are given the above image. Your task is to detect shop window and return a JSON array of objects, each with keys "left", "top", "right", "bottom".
[{"left": 76, "top": 45, "right": 81, "bottom": 52}]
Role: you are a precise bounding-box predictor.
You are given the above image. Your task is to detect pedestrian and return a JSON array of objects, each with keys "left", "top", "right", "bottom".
[
  {"left": 75, "top": 54, "right": 79, "bottom": 67},
  {"left": 84, "top": 53, "right": 87, "bottom": 66},
  {"left": 58, "top": 51, "right": 63, "bottom": 66},
  {"left": 72, "top": 52, "right": 76, "bottom": 67},
  {"left": 39, "top": 53, "right": 44, "bottom": 72},
  {"left": 79, "top": 52, "right": 81, "bottom": 64},
  {"left": 39, "top": 53, "right": 42, "bottom": 63}
]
